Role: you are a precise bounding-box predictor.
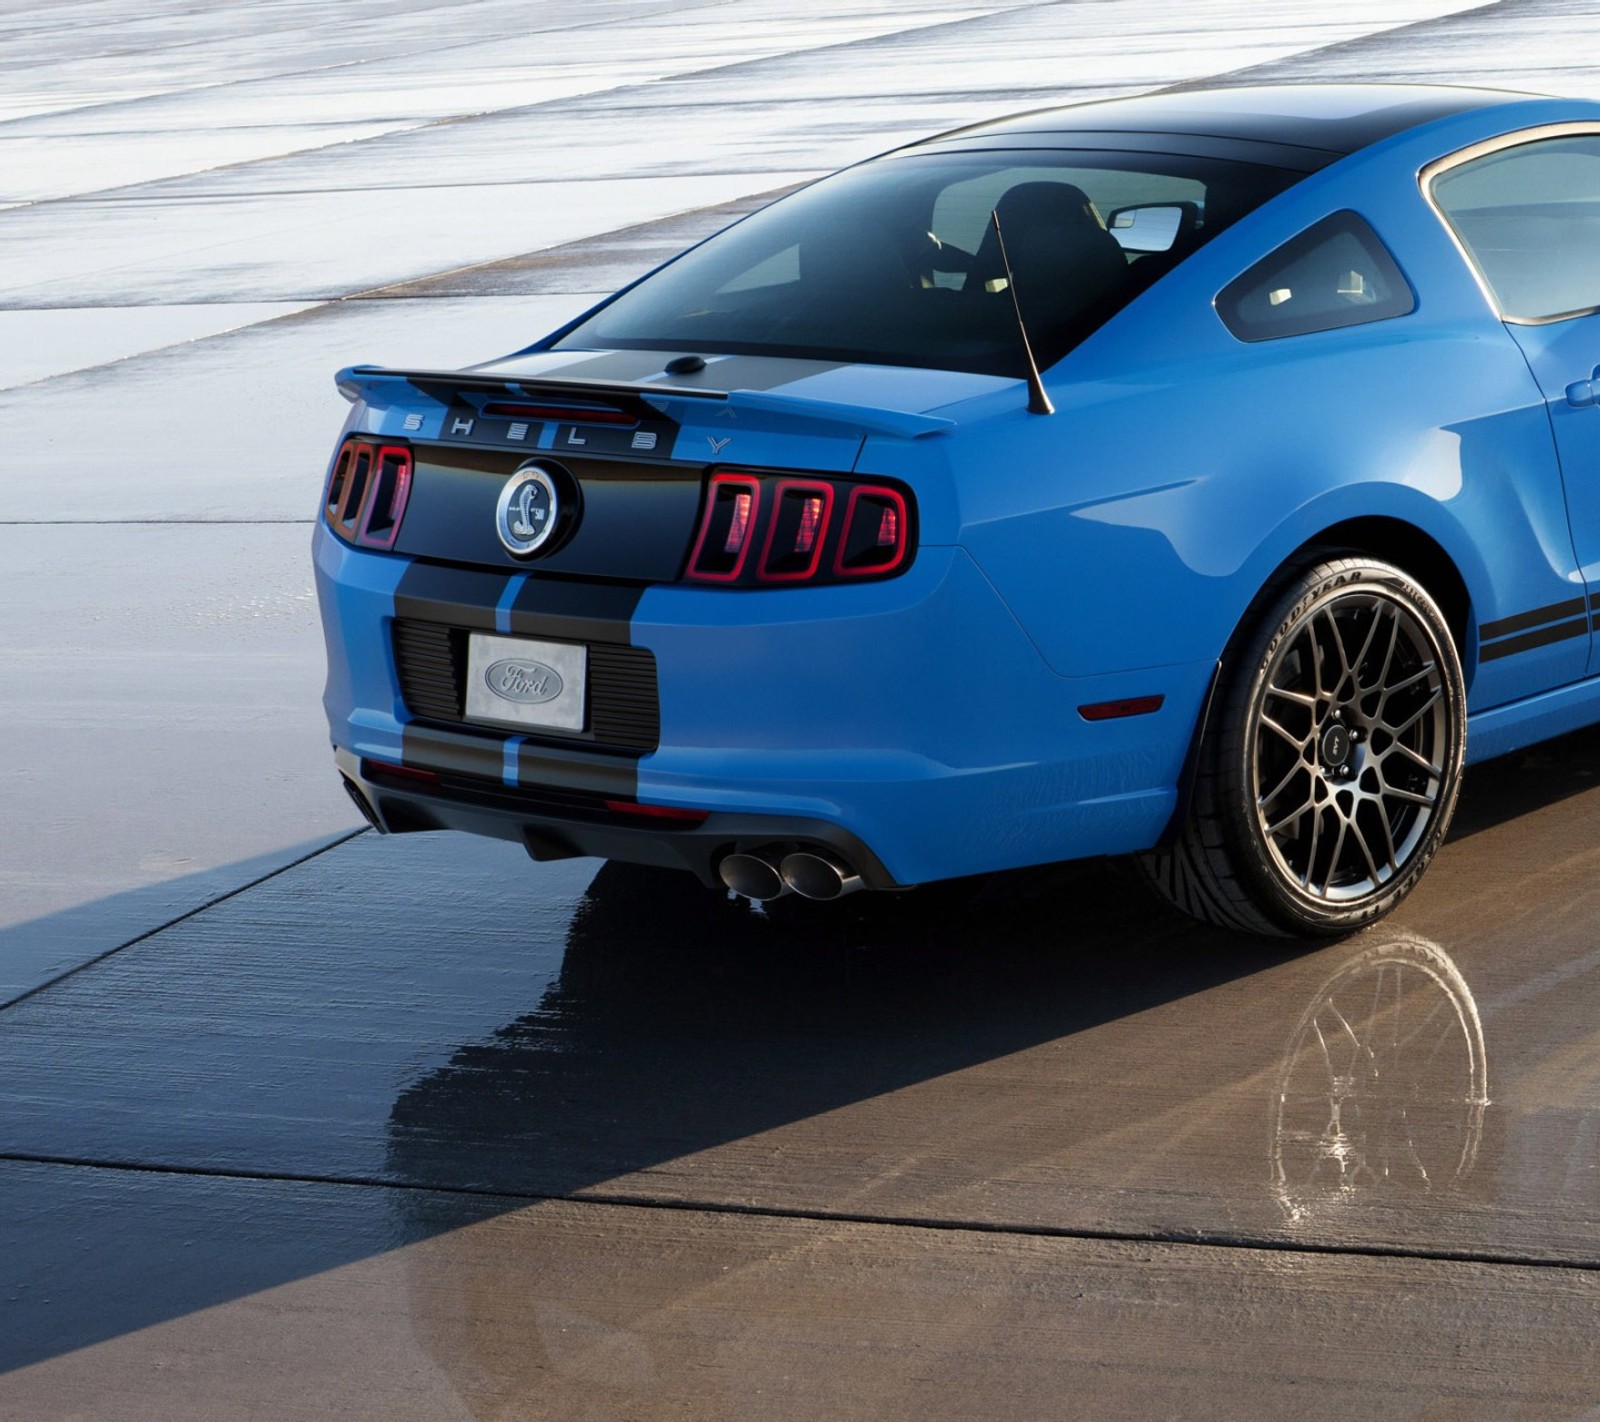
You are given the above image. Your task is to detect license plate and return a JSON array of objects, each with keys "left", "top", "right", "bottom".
[{"left": 463, "top": 632, "right": 587, "bottom": 733}]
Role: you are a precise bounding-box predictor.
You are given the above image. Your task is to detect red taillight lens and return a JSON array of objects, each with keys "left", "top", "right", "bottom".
[
  {"left": 602, "top": 799, "right": 710, "bottom": 825},
  {"left": 725, "top": 492, "right": 753, "bottom": 553},
  {"left": 359, "top": 445, "right": 413, "bottom": 549},
  {"left": 325, "top": 441, "right": 368, "bottom": 539},
  {"left": 686, "top": 471, "right": 912, "bottom": 585},
  {"left": 687, "top": 474, "right": 762, "bottom": 581},
  {"left": 324, "top": 439, "right": 413, "bottom": 550},
  {"left": 758, "top": 480, "right": 834, "bottom": 581},
  {"left": 361, "top": 756, "right": 440, "bottom": 786},
  {"left": 1078, "top": 696, "right": 1165, "bottom": 722},
  {"left": 832, "top": 485, "right": 909, "bottom": 576}
]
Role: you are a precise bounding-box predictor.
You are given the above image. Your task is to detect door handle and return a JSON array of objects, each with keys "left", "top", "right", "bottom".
[{"left": 1566, "top": 364, "right": 1600, "bottom": 407}]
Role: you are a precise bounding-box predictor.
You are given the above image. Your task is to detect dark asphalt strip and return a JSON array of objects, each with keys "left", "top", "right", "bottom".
[
  {"left": 1, "top": 1150, "right": 1595, "bottom": 1276},
  {"left": 0, "top": 829, "right": 367, "bottom": 1014}
]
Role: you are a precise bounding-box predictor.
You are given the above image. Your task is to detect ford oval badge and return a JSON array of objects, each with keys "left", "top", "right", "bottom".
[{"left": 485, "top": 658, "right": 564, "bottom": 704}]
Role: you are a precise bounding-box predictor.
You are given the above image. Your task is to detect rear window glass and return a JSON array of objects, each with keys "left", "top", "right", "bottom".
[
  {"left": 1215, "top": 211, "right": 1415, "bottom": 342},
  {"left": 1430, "top": 133, "right": 1600, "bottom": 321},
  {"left": 553, "top": 150, "right": 1300, "bottom": 376}
]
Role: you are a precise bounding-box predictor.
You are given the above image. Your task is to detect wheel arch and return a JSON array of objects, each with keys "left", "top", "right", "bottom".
[
  {"left": 1163, "top": 514, "right": 1475, "bottom": 852},
  {"left": 1287, "top": 516, "right": 1473, "bottom": 670},
  {"left": 1148, "top": 546, "right": 1469, "bottom": 937}
]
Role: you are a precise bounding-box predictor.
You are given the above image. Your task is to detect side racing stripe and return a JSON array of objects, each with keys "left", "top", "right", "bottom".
[
  {"left": 1480, "top": 593, "right": 1593, "bottom": 663},
  {"left": 1480, "top": 596, "right": 1586, "bottom": 642}
]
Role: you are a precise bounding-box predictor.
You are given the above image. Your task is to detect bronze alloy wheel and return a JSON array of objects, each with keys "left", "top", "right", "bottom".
[
  {"left": 1140, "top": 554, "right": 1466, "bottom": 937},
  {"left": 1248, "top": 584, "right": 1451, "bottom": 904}
]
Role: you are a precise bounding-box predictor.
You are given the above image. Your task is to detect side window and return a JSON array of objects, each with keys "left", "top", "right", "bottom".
[
  {"left": 1429, "top": 133, "right": 1600, "bottom": 321},
  {"left": 1216, "top": 211, "right": 1415, "bottom": 342}
]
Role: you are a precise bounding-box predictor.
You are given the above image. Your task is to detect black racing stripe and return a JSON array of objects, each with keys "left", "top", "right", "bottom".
[
  {"left": 393, "top": 558, "right": 645, "bottom": 645},
  {"left": 507, "top": 579, "right": 647, "bottom": 799},
  {"left": 396, "top": 724, "right": 634, "bottom": 798},
  {"left": 401, "top": 722, "right": 506, "bottom": 780},
  {"left": 506, "top": 576, "right": 643, "bottom": 645},
  {"left": 1478, "top": 616, "right": 1589, "bottom": 662},
  {"left": 515, "top": 738, "right": 637, "bottom": 800},
  {"left": 394, "top": 559, "right": 507, "bottom": 631},
  {"left": 399, "top": 684, "right": 641, "bottom": 800},
  {"left": 1591, "top": 590, "right": 1600, "bottom": 612},
  {"left": 1480, "top": 597, "right": 1587, "bottom": 643},
  {"left": 394, "top": 562, "right": 647, "bottom": 799}
]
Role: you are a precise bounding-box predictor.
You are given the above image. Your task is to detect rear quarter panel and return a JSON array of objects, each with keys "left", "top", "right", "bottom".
[{"left": 946, "top": 108, "right": 1592, "bottom": 715}]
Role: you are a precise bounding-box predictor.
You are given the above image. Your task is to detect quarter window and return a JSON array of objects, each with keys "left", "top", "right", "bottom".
[
  {"left": 1430, "top": 133, "right": 1600, "bottom": 321},
  {"left": 1216, "top": 211, "right": 1415, "bottom": 342}
]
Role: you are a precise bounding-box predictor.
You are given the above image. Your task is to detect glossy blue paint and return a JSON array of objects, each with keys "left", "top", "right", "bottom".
[
  {"left": 633, "top": 549, "right": 1210, "bottom": 882},
  {"left": 316, "top": 86, "right": 1600, "bottom": 893},
  {"left": 312, "top": 524, "right": 410, "bottom": 768},
  {"left": 1505, "top": 315, "right": 1600, "bottom": 676},
  {"left": 953, "top": 100, "right": 1597, "bottom": 713}
]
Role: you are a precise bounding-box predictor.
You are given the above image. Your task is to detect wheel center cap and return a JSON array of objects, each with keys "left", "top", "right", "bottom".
[{"left": 1320, "top": 724, "right": 1353, "bottom": 768}]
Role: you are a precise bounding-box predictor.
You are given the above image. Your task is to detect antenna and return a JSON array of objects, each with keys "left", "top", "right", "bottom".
[{"left": 989, "top": 209, "right": 1054, "bottom": 416}]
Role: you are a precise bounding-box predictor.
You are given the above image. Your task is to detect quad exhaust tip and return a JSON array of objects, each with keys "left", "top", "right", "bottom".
[
  {"left": 341, "top": 777, "right": 386, "bottom": 834},
  {"left": 719, "top": 848, "right": 866, "bottom": 902},
  {"left": 718, "top": 852, "right": 789, "bottom": 902},
  {"left": 780, "top": 851, "right": 863, "bottom": 901}
]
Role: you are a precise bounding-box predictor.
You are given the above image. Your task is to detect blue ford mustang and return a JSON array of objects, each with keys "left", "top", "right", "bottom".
[{"left": 315, "top": 83, "right": 1600, "bottom": 936}]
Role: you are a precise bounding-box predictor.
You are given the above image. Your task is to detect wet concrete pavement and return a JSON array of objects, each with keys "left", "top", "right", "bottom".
[
  {"left": 4, "top": 733, "right": 1600, "bottom": 1415},
  {"left": 7, "top": 0, "right": 1600, "bottom": 1415}
]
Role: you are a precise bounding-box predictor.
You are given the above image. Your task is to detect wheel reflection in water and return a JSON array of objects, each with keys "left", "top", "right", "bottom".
[{"left": 1271, "top": 932, "right": 1488, "bottom": 1220}]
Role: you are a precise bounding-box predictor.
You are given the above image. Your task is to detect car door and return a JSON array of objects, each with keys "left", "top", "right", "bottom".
[
  {"left": 1429, "top": 128, "right": 1600, "bottom": 676},
  {"left": 1511, "top": 313, "right": 1600, "bottom": 677}
]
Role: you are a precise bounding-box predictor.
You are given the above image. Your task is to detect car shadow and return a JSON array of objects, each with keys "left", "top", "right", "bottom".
[
  {"left": 382, "top": 856, "right": 1289, "bottom": 1199},
  {"left": 379, "top": 723, "right": 1600, "bottom": 1202},
  {"left": 1448, "top": 722, "right": 1600, "bottom": 840},
  {"left": 1, "top": 843, "right": 1291, "bottom": 1378}
]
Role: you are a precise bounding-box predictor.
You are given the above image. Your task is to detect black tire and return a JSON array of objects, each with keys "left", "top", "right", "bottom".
[{"left": 1140, "top": 554, "right": 1466, "bottom": 937}]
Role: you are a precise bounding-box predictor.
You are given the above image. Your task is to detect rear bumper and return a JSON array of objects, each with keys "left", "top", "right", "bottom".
[
  {"left": 338, "top": 747, "right": 898, "bottom": 888},
  {"left": 316, "top": 528, "right": 1214, "bottom": 886}
]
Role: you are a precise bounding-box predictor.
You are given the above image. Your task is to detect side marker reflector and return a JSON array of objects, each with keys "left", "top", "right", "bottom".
[
  {"left": 360, "top": 757, "right": 441, "bottom": 786},
  {"left": 1078, "top": 695, "right": 1165, "bottom": 722},
  {"left": 603, "top": 800, "right": 710, "bottom": 825}
]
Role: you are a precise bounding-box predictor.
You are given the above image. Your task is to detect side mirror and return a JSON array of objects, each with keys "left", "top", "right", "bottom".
[{"left": 1106, "top": 203, "right": 1188, "bottom": 254}]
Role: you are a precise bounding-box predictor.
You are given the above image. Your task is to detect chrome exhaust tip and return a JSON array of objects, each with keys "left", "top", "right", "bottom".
[
  {"left": 718, "top": 852, "right": 790, "bottom": 902},
  {"left": 341, "top": 777, "right": 386, "bottom": 833},
  {"left": 780, "top": 851, "right": 864, "bottom": 901}
]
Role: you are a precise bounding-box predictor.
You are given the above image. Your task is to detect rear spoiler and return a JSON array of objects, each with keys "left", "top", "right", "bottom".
[{"left": 336, "top": 364, "right": 955, "bottom": 441}]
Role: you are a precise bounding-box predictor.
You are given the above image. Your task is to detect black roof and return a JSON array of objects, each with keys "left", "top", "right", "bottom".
[{"left": 921, "top": 83, "right": 1538, "bottom": 159}]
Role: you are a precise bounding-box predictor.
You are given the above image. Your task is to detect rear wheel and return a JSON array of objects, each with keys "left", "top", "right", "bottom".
[{"left": 1140, "top": 554, "right": 1466, "bottom": 937}]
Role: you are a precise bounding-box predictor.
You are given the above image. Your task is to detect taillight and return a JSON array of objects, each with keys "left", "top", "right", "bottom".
[
  {"left": 324, "top": 441, "right": 367, "bottom": 540},
  {"left": 323, "top": 439, "right": 413, "bottom": 550},
  {"left": 757, "top": 480, "right": 834, "bottom": 582},
  {"left": 833, "top": 486, "right": 909, "bottom": 577},
  {"left": 686, "top": 471, "right": 913, "bottom": 586},
  {"left": 686, "top": 474, "right": 761, "bottom": 581}
]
